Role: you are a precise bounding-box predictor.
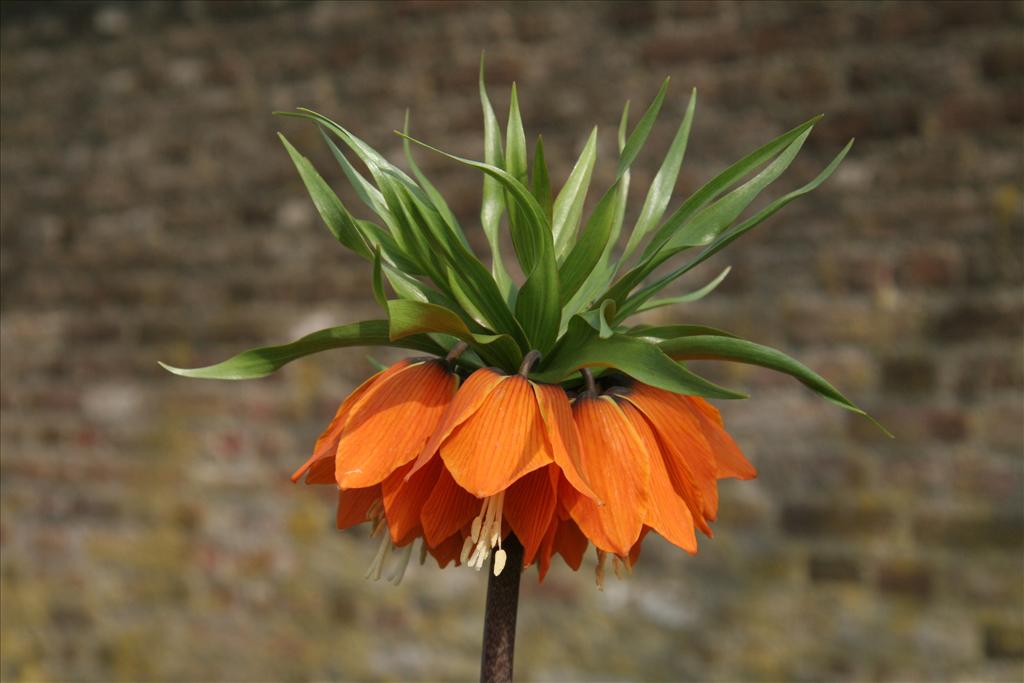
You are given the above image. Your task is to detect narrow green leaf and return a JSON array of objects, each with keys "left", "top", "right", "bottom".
[
  {"left": 387, "top": 299, "right": 522, "bottom": 369},
  {"left": 402, "top": 111, "right": 470, "bottom": 250},
  {"left": 557, "top": 103, "right": 632, "bottom": 323},
  {"left": 621, "top": 88, "right": 697, "bottom": 263},
  {"left": 635, "top": 266, "right": 730, "bottom": 313},
  {"left": 318, "top": 127, "right": 393, "bottom": 225},
  {"left": 659, "top": 128, "right": 812, "bottom": 254},
  {"left": 620, "top": 140, "right": 854, "bottom": 318},
  {"left": 658, "top": 334, "right": 890, "bottom": 435},
  {"left": 557, "top": 182, "right": 623, "bottom": 305},
  {"left": 551, "top": 126, "right": 598, "bottom": 259},
  {"left": 639, "top": 114, "right": 823, "bottom": 263},
  {"left": 615, "top": 77, "right": 669, "bottom": 180},
  {"left": 625, "top": 324, "right": 738, "bottom": 340},
  {"left": 478, "top": 55, "right": 513, "bottom": 297},
  {"left": 397, "top": 132, "right": 552, "bottom": 277},
  {"left": 531, "top": 135, "right": 552, "bottom": 220},
  {"left": 159, "top": 320, "right": 443, "bottom": 380},
  {"left": 578, "top": 299, "right": 616, "bottom": 339},
  {"left": 532, "top": 318, "right": 745, "bottom": 399},
  {"left": 278, "top": 133, "right": 372, "bottom": 260},
  {"left": 371, "top": 246, "right": 387, "bottom": 309},
  {"left": 515, "top": 252, "right": 561, "bottom": 353},
  {"left": 505, "top": 83, "right": 528, "bottom": 183}
]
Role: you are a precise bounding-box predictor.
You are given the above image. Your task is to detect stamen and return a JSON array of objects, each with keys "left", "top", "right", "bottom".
[
  {"left": 387, "top": 541, "right": 415, "bottom": 586},
  {"left": 595, "top": 549, "right": 607, "bottom": 590},
  {"left": 612, "top": 555, "right": 624, "bottom": 580},
  {"left": 365, "top": 528, "right": 392, "bottom": 581},
  {"left": 493, "top": 548, "right": 507, "bottom": 577},
  {"left": 419, "top": 540, "right": 429, "bottom": 566},
  {"left": 465, "top": 492, "right": 507, "bottom": 573}
]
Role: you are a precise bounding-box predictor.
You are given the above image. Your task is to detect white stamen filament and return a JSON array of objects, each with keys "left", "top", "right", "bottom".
[
  {"left": 365, "top": 528, "right": 392, "bottom": 581},
  {"left": 387, "top": 541, "right": 415, "bottom": 586},
  {"left": 465, "top": 492, "right": 507, "bottom": 573}
]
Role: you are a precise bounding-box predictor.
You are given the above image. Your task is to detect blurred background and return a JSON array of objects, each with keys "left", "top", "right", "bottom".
[{"left": 2, "top": 1, "right": 1022, "bottom": 681}]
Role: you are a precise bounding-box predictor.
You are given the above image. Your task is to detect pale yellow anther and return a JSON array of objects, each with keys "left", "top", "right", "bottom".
[{"left": 493, "top": 548, "right": 507, "bottom": 576}]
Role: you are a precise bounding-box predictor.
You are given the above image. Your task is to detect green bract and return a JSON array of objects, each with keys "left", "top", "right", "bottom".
[{"left": 161, "top": 61, "right": 885, "bottom": 433}]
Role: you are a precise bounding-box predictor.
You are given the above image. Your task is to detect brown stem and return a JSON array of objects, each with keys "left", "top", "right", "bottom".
[
  {"left": 446, "top": 341, "right": 469, "bottom": 363},
  {"left": 480, "top": 534, "right": 524, "bottom": 683},
  {"left": 517, "top": 350, "right": 541, "bottom": 377},
  {"left": 580, "top": 367, "right": 598, "bottom": 396}
]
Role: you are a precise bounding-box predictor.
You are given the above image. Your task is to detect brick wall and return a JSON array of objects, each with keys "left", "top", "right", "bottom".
[{"left": 1, "top": 1, "right": 1022, "bottom": 681}]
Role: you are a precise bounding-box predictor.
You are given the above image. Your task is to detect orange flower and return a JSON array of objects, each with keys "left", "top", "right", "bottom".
[
  {"left": 292, "top": 355, "right": 754, "bottom": 586},
  {"left": 555, "top": 372, "right": 756, "bottom": 584},
  {"left": 403, "top": 357, "right": 598, "bottom": 573}
]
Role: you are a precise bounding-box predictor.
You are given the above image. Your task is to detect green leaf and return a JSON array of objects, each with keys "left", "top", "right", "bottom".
[
  {"left": 397, "top": 132, "right": 552, "bottom": 277},
  {"left": 621, "top": 88, "right": 697, "bottom": 264},
  {"left": 639, "top": 114, "right": 823, "bottom": 263},
  {"left": 579, "top": 299, "right": 616, "bottom": 339},
  {"left": 159, "top": 320, "right": 444, "bottom": 380},
  {"left": 621, "top": 140, "right": 854, "bottom": 318},
  {"left": 515, "top": 252, "right": 561, "bottom": 353},
  {"left": 531, "top": 135, "right": 552, "bottom": 220},
  {"left": 387, "top": 299, "right": 522, "bottom": 369},
  {"left": 615, "top": 77, "right": 669, "bottom": 180},
  {"left": 371, "top": 246, "right": 387, "bottom": 309},
  {"left": 659, "top": 127, "right": 812, "bottom": 254},
  {"left": 278, "top": 133, "right": 372, "bottom": 260},
  {"left": 532, "top": 318, "right": 745, "bottom": 399},
  {"left": 635, "top": 266, "right": 730, "bottom": 313},
  {"left": 658, "top": 334, "right": 890, "bottom": 435},
  {"left": 402, "top": 111, "right": 469, "bottom": 250},
  {"left": 505, "top": 83, "right": 528, "bottom": 183},
  {"left": 478, "top": 56, "right": 514, "bottom": 298},
  {"left": 557, "top": 103, "right": 632, "bottom": 323},
  {"left": 318, "top": 127, "right": 393, "bottom": 225},
  {"left": 558, "top": 182, "right": 623, "bottom": 305},
  {"left": 625, "top": 324, "right": 738, "bottom": 340},
  {"left": 551, "top": 127, "right": 598, "bottom": 259}
]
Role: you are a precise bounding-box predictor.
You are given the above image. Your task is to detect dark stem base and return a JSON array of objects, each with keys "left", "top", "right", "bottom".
[{"left": 479, "top": 534, "right": 524, "bottom": 683}]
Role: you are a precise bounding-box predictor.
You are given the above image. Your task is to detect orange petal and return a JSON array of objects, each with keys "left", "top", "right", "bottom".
[
  {"left": 621, "top": 385, "right": 719, "bottom": 523},
  {"left": 554, "top": 518, "right": 588, "bottom": 571},
  {"left": 420, "top": 465, "right": 480, "bottom": 547},
  {"left": 335, "top": 486, "right": 380, "bottom": 530},
  {"left": 291, "top": 364, "right": 403, "bottom": 483},
  {"left": 685, "top": 397, "right": 757, "bottom": 480},
  {"left": 620, "top": 401, "right": 698, "bottom": 554},
  {"left": 381, "top": 458, "right": 442, "bottom": 546},
  {"left": 503, "top": 465, "right": 558, "bottom": 565},
  {"left": 426, "top": 532, "right": 465, "bottom": 568},
  {"left": 564, "top": 396, "right": 649, "bottom": 556},
  {"left": 407, "top": 368, "right": 508, "bottom": 477},
  {"left": 440, "top": 375, "right": 552, "bottom": 497},
  {"left": 629, "top": 526, "right": 651, "bottom": 567},
  {"left": 532, "top": 382, "right": 600, "bottom": 501},
  {"left": 335, "top": 360, "right": 456, "bottom": 489},
  {"left": 536, "top": 515, "right": 560, "bottom": 581}
]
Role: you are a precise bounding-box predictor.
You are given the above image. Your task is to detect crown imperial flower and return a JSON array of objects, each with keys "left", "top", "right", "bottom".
[{"left": 163, "top": 62, "right": 886, "bottom": 589}]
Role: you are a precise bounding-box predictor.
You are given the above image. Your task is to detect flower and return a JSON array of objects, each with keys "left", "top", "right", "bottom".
[
  {"left": 404, "top": 353, "right": 598, "bottom": 573},
  {"left": 552, "top": 372, "right": 756, "bottom": 584},
  {"left": 291, "top": 355, "right": 756, "bottom": 586}
]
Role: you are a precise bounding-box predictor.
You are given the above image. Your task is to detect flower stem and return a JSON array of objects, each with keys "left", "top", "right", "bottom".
[{"left": 480, "top": 533, "right": 524, "bottom": 683}]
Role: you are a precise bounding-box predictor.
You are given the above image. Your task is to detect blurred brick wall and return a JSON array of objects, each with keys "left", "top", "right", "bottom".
[{"left": 1, "top": 1, "right": 1022, "bottom": 681}]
